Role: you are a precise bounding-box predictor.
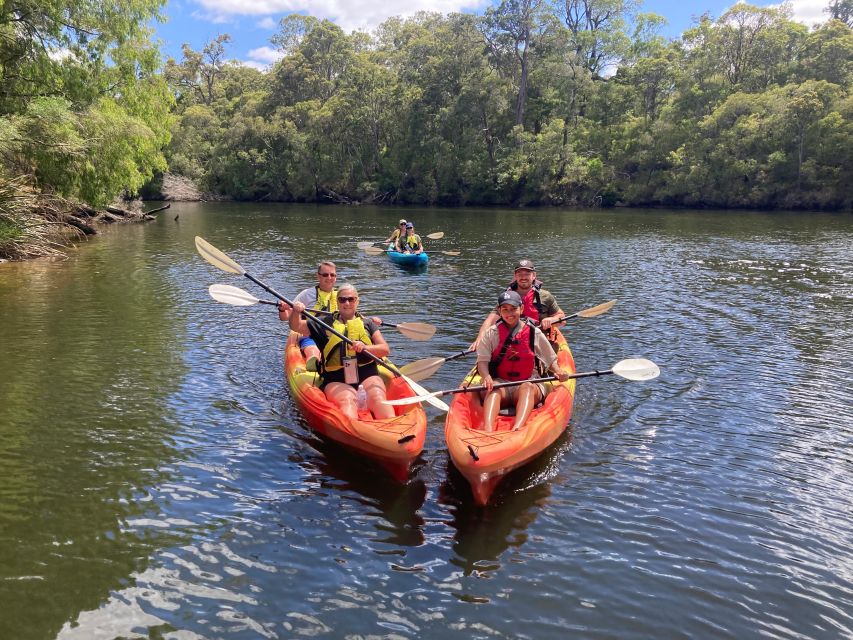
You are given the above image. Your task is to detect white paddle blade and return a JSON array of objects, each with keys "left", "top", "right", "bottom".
[
  {"left": 577, "top": 299, "right": 617, "bottom": 318},
  {"left": 383, "top": 391, "right": 443, "bottom": 407},
  {"left": 441, "top": 251, "right": 461, "bottom": 256},
  {"left": 395, "top": 322, "right": 437, "bottom": 341},
  {"left": 195, "top": 236, "right": 246, "bottom": 275},
  {"left": 398, "top": 357, "right": 445, "bottom": 382},
  {"left": 400, "top": 375, "right": 450, "bottom": 411},
  {"left": 208, "top": 284, "right": 260, "bottom": 306},
  {"left": 426, "top": 231, "right": 444, "bottom": 240},
  {"left": 612, "top": 358, "right": 660, "bottom": 381},
  {"left": 364, "top": 246, "right": 386, "bottom": 256},
  {"left": 356, "top": 241, "right": 374, "bottom": 249}
]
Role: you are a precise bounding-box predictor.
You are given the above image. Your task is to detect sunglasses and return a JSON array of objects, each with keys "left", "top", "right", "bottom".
[
  {"left": 337, "top": 296, "right": 357, "bottom": 303},
  {"left": 318, "top": 272, "right": 337, "bottom": 277}
]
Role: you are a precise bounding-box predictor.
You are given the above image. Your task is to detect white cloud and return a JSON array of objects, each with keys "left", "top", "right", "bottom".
[
  {"left": 247, "top": 45, "right": 284, "bottom": 63},
  {"left": 257, "top": 16, "right": 277, "bottom": 29},
  {"left": 238, "top": 59, "right": 270, "bottom": 70},
  {"left": 190, "top": 0, "right": 487, "bottom": 32},
  {"left": 783, "top": 0, "right": 832, "bottom": 25}
]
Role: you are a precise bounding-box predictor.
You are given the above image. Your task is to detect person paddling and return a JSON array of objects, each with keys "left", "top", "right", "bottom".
[
  {"left": 384, "top": 219, "right": 408, "bottom": 245},
  {"left": 279, "top": 261, "right": 384, "bottom": 370},
  {"left": 288, "top": 284, "right": 395, "bottom": 421},
  {"left": 395, "top": 222, "right": 423, "bottom": 254},
  {"left": 471, "top": 259, "right": 565, "bottom": 349},
  {"left": 476, "top": 291, "right": 570, "bottom": 432},
  {"left": 278, "top": 261, "right": 340, "bottom": 369}
]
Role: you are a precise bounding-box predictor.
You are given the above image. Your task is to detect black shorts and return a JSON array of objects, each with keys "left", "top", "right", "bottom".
[{"left": 320, "top": 361, "right": 381, "bottom": 390}]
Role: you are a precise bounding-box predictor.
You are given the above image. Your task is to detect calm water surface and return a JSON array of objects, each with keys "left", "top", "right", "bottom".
[{"left": 0, "top": 204, "right": 851, "bottom": 639}]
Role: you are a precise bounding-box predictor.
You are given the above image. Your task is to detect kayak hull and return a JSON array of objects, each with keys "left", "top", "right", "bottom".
[
  {"left": 444, "top": 332, "right": 576, "bottom": 505},
  {"left": 387, "top": 249, "right": 429, "bottom": 269},
  {"left": 284, "top": 332, "right": 427, "bottom": 481}
]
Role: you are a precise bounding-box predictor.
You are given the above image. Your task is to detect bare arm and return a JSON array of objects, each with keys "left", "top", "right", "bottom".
[{"left": 470, "top": 310, "right": 500, "bottom": 350}]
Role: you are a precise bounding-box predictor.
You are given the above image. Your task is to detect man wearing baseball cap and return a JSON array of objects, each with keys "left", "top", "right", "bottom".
[
  {"left": 475, "top": 290, "right": 570, "bottom": 432},
  {"left": 471, "top": 259, "right": 566, "bottom": 349}
]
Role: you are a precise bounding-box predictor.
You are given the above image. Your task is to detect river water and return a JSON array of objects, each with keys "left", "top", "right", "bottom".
[{"left": 0, "top": 203, "right": 850, "bottom": 639}]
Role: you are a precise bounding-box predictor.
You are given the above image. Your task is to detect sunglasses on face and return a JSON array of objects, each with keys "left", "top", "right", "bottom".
[
  {"left": 318, "top": 272, "right": 336, "bottom": 277},
  {"left": 337, "top": 296, "right": 357, "bottom": 303}
]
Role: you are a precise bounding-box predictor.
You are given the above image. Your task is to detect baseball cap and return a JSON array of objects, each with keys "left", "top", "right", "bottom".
[
  {"left": 398, "top": 219, "right": 407, "bottom": 225},
  {"left": 405, "top": 222, "right": 414, "bottom": 228},
  {"left": 514, "top": 259, "right": 535, "bottom": 272},
  {"left": 497, "top": 291, "right": 523, "bottom": 307}
]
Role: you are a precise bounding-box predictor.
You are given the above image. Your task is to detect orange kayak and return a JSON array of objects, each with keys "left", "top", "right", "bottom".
[
  {"left": 444, "top": 331, "right": 576, "bottom": 504},
  {"left": 284, "top": 332, "right": 427, "bottom": 481}
]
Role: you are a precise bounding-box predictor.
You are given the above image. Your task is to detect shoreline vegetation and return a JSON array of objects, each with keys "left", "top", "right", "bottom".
[{"left": 2, "top": 2, "right": 852, "bottom": 260}]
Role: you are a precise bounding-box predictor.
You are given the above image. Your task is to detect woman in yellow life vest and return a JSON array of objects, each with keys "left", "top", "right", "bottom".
[
  {"left": 288, "top": 284, "right": 394, "bottom": 420},
  {"left": 384, "top": 219, "right": 407, "bottom": 244},
  {"left": 395, "top": 222, "right": 423, "bottom": 254}
]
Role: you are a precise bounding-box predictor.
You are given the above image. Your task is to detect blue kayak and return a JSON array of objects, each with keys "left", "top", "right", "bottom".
[{"left": 387, "top": 249, "right": 429, "bottom": 269}]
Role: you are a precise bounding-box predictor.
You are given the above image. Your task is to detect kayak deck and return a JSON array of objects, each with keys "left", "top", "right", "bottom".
[
  {"left": 444, "top": 332, "right": 576, "bottom": 504},
  {"left": 284, "top": 332, "right": 427, "bottom": 481}
]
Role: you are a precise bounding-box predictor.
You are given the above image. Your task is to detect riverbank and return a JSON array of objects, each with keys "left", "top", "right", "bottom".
[{"left": 0, "top": 180, "right": 171, "bottom": 262}]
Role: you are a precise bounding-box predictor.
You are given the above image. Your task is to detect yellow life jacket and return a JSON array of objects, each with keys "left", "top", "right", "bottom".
[
  {"left": 403, "top": 233, "right": 421, "bottom": 249},
  {"left": 321, "top": 314, "right": 373, "bottom": 371},
  {"left": 314, "top": 286, "right": 338, "bottom": 313}
]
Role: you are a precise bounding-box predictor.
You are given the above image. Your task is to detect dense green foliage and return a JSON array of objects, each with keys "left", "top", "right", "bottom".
[
  {"left": 165, "top": 3, "right": 852, "bottom": 209},
  {"left": 0, "top": 0, "right": 173, "bottom": 207}
]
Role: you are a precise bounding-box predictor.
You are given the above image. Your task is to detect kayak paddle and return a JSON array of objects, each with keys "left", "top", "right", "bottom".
[
  {"left": 207, "top": 284, "right": 437, "bottom": 341},
  {"left": 398, "top": 299, "right": 618, "bottom": 382},
  {"left": 194, "top": 236, "right": 449, "bottom": 411},
  {"left": 383, "top": 359, "right": 661, "bottom": 410}
]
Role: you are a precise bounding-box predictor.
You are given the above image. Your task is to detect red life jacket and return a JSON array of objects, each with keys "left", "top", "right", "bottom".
[
  {"left": 489, "top": 319, "right": 536, "bottom": 380},
  {"left": 508, "top": 281, "right": 544, "bottom": 324}
]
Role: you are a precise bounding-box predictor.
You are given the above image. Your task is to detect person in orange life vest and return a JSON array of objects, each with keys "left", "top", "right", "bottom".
[
  {"left": 470, "top": 259, "right": 565, "bottom": 349},
  {"left": 475, "top": 290, "right": 570, "bottom": 432},
  {"left": 384, "top": 219, "right": 407, "bottom": 244},
  {"left": 288, "top": 284, "right": 394, "bottom": 421},
  {"left": 395, "top": 222, "right": 423, "bottom": 254}
]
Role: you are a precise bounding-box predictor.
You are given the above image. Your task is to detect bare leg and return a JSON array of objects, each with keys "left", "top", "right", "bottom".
[
  {"left": 512, "top": 383, "right": 542, "bottom": 431},
  {"left": 362, "top": 375, "right": 394, "bottom": 419},
  {"left": 325, "top": 382, "right": 358, "bottom": 421},
  {"left": 302, "top": 345, "right": 321, "bottom": 361},
  {"left": 481, "top": 389, "right": 505, "bottom": 432}
]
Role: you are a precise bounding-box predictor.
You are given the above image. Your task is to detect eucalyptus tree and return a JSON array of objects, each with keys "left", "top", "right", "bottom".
[
  {"left": 164, "top": 34, "right": 233, "bottom": 109},
  {"left": 377, "top": 12, "right": 501, "bottom": 204},
  {"left": 826, "top": 0, "right": 853, "bottom": 27},
  {"left": 479, "top": 0, "right": 557, "bottom": 128}
]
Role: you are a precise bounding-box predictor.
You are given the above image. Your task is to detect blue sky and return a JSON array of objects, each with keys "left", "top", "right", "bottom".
[{"left": 151, "top": 0, "right": 833, "bottom": 69}]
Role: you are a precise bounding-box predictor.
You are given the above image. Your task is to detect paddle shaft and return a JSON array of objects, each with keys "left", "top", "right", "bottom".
[
  {"left": 243, "top": 273, "right": 401, "bottom": 377},
  {"left": 269, "top": 301, "right": 413, "bottom": 330},
  {"left": 445, "top": 369, "right": 614, "bottom": 396}
]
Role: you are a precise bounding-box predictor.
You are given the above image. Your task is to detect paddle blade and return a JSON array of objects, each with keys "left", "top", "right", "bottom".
[
  {"left": 612, "top": 358, "right": 660, "bottom": 381},
  {"left": 394, "top": 322, "right": 436, "bottom": 341},
  {"left": 440, "top": 251, "right": 461, "bottom": 256},
  {"left": 383, "top": 393, "right": 441, "bottom": 407},
  {"left": 400, "top": 375, "right": 450, "bottom": 411},
  {"left": 364, "top": 246, "right": 386, "bottom": 256},
  {"left": 195, "top": 236, "right": 246, "bottom": 275},
  {"left": 356, "top": 241, "right": 375, "bottom": 249},
  {"left": 209, "top": 284, "right": 260, "bottom": 306},
  {"left": 425, "top": 231, "right": 444, "bottom": 240},
  {"left": 398, "top": 357, "right": 446, "bottom": 382},
  {"left": 577, "top": 299, "right": 617, "bottom": 318}
]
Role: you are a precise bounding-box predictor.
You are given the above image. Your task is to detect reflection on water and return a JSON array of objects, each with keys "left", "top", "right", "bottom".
[{"left": 1, "top": 204, "right": 851, "bottom": 639}]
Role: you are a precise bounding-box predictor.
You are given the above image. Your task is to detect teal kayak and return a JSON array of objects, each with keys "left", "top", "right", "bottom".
[{"left": 387, "top": 249, "right": 429, "bottom": 269}]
